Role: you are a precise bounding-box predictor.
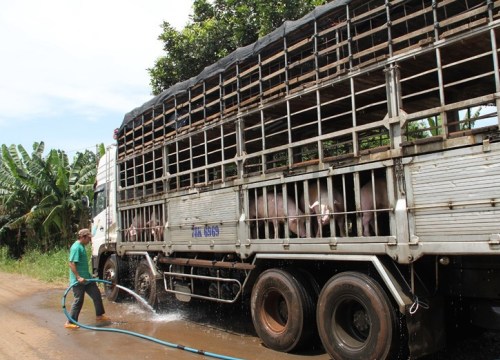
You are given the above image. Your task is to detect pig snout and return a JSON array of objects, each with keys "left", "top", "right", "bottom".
[{"left": 309, "top": 189, "right": 346, "bottom": 237}]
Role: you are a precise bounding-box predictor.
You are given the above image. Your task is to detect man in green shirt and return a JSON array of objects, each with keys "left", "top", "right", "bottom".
[{"left": 65, "top": 228, "right": 110, "bottom": 329}]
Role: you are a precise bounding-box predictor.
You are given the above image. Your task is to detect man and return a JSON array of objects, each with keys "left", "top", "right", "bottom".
[{"left": 64, "top": 228, "right": 110, "bottom": 329}]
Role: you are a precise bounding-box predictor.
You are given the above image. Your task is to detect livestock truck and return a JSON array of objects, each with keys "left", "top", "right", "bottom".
[{"left": 91, "top": 1, "right": 500, "bottom": 358}]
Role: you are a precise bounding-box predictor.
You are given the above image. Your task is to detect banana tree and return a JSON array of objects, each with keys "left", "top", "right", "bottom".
[{"left": 0, "top": 142, "right": 98, "bottom": 254}]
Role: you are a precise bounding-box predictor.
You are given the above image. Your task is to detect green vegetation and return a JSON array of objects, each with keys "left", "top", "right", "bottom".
[
  {"left": 149, "top": 0, "right": 326, "bottom": 94},
  {"left": 0, "top": 246, "right": 70, "bottom": 284},
  {"left": 0, "top": 142, "right": 104, "bottom": 259}
]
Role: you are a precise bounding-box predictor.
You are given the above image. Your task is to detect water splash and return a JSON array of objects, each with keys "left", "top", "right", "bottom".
[
  {"left": 114, "top": 284, "right": 156, "bottom": 313},
  {"left": 151, "top": 313, "right": 183, "bottom": 322}
]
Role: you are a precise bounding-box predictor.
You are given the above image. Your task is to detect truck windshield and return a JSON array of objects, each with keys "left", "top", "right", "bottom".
[{"left": 93, "top": 184, "right": 106, "bottom": 217}]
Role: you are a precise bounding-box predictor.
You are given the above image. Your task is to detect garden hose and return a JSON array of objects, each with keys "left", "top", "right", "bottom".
[{"left": 62, "top": 278, "right": 244, "bottom": 360}]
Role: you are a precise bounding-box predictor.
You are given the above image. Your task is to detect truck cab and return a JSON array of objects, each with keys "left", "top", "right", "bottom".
[{"left": 91, "top": 145, "right": 117, "bottom": 276}]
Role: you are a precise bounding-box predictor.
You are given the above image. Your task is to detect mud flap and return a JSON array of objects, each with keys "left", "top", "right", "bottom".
[{"left": 406, "top": 296, "right": 446, "bottom": 359}]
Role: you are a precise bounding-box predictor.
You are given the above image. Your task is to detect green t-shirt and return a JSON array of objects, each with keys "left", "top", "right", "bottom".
[{"left": 68, "top": 240, "right": 91, "bottom": 284}]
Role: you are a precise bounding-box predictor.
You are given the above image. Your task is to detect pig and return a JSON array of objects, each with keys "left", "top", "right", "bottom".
[
  {"left": 303, "top": 183, "right": 346, "bottom": 237},
  {"left": 127, "top": 215, "right": 144, "bottom": 242},
  {"left": 360, "top": 178, "right": 389, "bottom": 236},
  {"left": 127, "top": 211, "right": 163, "bottom": 242},
  {"left": 249, "top": 193, "right": 307, "bottom": 238},
  {"left": 146, "top": 216, "right": 164, "bottom": 242}
]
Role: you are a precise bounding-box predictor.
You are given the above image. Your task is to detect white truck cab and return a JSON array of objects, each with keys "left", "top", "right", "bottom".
[{"left": 91, "top": 145, "right": 117, "bottom": 274}]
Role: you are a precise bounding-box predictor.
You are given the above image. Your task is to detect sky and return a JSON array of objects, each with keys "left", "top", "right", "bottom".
[{"left": 0, "top": 0, "right": 193, "bottom": 158}]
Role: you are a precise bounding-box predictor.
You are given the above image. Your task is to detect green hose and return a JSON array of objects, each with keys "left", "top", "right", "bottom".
[{"left": 62, "top": 278, "right": 245, "bottom": 360}]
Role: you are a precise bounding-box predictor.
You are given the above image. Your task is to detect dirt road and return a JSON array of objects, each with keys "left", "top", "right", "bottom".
[
  {"left": 0, "top": 272, "right": 328, "bottom": 360},
  {"left": 1, "top": 271, "right": 499, "bottom": 360}
]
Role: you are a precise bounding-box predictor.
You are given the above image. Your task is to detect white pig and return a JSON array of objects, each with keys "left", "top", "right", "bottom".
[
  {"left": 249, "top": 193, "right": 307, "bottom": 238},
  {"left": 360, "top": 178, "right": 389, "bottom": 236},
  {"left": 301, "top": 183, "right": 346, "bottom": 237}
]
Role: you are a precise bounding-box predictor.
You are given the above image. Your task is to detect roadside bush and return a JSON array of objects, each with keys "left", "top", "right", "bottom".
[{"left": 0, "top": 246, "right": 68, "bottom": 284}]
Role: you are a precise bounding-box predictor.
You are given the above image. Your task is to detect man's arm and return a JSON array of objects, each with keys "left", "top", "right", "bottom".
[{"left": 69, "top": 261, "right": 85, "bottom": 283}]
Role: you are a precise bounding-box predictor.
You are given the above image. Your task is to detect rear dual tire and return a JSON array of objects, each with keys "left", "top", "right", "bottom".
[
  {"left": 317, "top": 271, "right": 399, "bottom": 360},
  {"left": 250, "top": 268, "right": 317, "bottom": 352}
]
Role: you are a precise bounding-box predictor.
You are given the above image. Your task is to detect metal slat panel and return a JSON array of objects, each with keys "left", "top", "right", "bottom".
[
  {"left": 409, "top": 147, "right": 500, "bottom": 242},
  {"left": 168, "top": 188, "right": 239, "bottom": 245}
]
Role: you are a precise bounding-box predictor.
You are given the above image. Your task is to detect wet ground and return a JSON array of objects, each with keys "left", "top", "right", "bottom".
[
  {"left": 0, "top": 271, "right": 327, "bottom": 360},
  {"left": 1, "top": 272, "right": 499, "bottom": 360}
]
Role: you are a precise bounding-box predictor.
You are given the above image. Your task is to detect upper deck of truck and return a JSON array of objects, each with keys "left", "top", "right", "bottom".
[{"left": 114, "top": 0, "right": 500, "bottom": 200}]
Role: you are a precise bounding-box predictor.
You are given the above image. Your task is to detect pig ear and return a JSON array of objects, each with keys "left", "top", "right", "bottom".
[{"left": 310, "top": 201, "right": 319, "bottom": 209}]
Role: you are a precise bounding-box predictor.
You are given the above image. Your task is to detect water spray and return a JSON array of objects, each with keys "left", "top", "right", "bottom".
[{"left": 62, "top": 278, "right": 244, "bottom": 360}]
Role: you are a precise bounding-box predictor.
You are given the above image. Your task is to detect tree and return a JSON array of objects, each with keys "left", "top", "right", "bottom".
[
  {"left": 149, "top": 0, "right": 326, "bottom": 95},
  {"left": 0, "top": 142, "right": 98, "bottom": 256}
]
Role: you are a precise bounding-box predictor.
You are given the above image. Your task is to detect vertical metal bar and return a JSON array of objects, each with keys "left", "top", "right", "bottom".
[
  {"left": 252, "top": 188, "right": 257, "bottom": 239},
  {"left": 314, "top": 19, "right": 319, "bottom": 82},
  {"left": 385, "top": 0, "right": 393, "bottom": 58},
  {"left": 188, "top": 87, "right": 192, "bottom": 127},
  {"left": 314, "top": 19, "right": 324, "bottom": 164},
  {"left": 354, "top": 171, "right": 362, "bottom": 236},
  {"left": 488, "top": 0, "right": 500, "bottom": 126},
  {"left": 258, "top": 53, "right": 263, "bottom": 104},
  {"left": 432, "top": 0, "right": 447, "bottom": 137},
  {"left": 282, "top": 183, "right": 289, "bottom": 239},
  {"left": 293, "top": 182, "right": 299, "bottom": 238},
  {"left": 347, "top": 4, "right": 359, "bottom": 156},
  {"left": 263, "top": 187, "right": 269, "bottom": 239},
  {"left": 203, "top": 81, "right": 207, "bottom": 122},
  {"left": 204, "top": 129, "right": 208, "bottom": 182},
  {"left": 220, "top": 123, "right": 225, "bottom": 182},
  {"left": 287, "top": 99, "right": 292, "bottom": 168},
  {"left": 327, "top": 176, "right": 335, "bottom": 237},
  {"left": 284, "top": 33, "right": 293, "bottom": 168},
  {"left": 284, "top": 36, "right": 289, "bottom": 95},
  {"left": 303, "top": 179, "right": 311, "bottom": 237},
  {"left": 335, "top": 27, "right": 340, "bottom": 74},
  {"left": 370, "top": 170, "right": 378, "bottom": 236},
  {"left": 175, "top": 141, "right": 180, "bottom": 190},
  {"left": 261, "top": 109, "right": 266, "bottom": 173},
  {"left": 219, "top": 73, "right": 224, "bottom": 118},
  {"left": 189, "top": 136, "right": 193, "bottom": 187},
  {"left": 316, "top": 88, "right": 323, "bottom": 162},
  {"left": 236, "top": 62, "right": 240, "bottom": 109},
  {"left": 341, "top": 174, "right": 348, "bottom": 237},
  {"left": 236, "top": 116, "right": 243, "bottom": 179},
  {"left": 162, "top": 102, "right": 166, "bottom": 143},
  {"left": 163, "top": 142, "right": 169, "bottom": 192}
]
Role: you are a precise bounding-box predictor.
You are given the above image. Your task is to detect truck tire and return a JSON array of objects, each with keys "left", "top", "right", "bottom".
[
  {"left": 134, "top": 260, "right": 158, "bottom": 309},
  {"left": 103, "top": 255, "right": 125, "bottom": 302},
  {"left": 251, "top": 268, "right": 316, "bottom": 352},
  {"left": 316, "top": 271, "right": 398, "bottom": 360}
]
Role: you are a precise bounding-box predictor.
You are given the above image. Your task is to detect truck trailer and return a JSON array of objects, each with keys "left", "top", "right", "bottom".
[{"left": 91, "top": 0, "right": 500, "bottom": 358}]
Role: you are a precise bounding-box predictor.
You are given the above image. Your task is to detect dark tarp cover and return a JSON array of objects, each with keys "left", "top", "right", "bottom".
[{"left": 120, "top": 0, "right": 350, "bottom": 131}]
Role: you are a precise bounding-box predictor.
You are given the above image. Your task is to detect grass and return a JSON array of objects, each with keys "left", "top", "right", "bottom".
[{"left": 0, "top": 246, "right": 84, "bottom": 285}]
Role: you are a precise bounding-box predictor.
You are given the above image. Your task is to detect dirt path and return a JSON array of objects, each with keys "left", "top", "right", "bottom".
[
  {"left": 0, "top": 272, "right": 327, "bottom": 360},
  {"left": 1, "top": 271, "right": 499, "bottom": 360},
  {"left": 0, "top": 272, "right": 68, "bottom": 359}
]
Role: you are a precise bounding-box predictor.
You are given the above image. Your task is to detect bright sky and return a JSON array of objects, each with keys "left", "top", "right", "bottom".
[{"left": 0, "top": 0, "right": 193, "bottom": 158}]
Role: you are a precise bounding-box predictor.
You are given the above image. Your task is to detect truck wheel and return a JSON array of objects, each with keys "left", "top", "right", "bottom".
[
  {"left": 251, "top": 268, "right": 316, "bottom": 352},
  {"left": 103, "top": 255, "right": 125, "bottom": 302},
  {"left": 317, "top": 271, "right": 397, "bottom": 360},
  {"left": 134, "top": 260, "right": 158, "bottom": 308}
]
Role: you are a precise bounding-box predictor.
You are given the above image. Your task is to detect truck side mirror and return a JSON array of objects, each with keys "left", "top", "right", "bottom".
[{"left": 82, "top": 195, "right": 90, "bottom": 208}]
